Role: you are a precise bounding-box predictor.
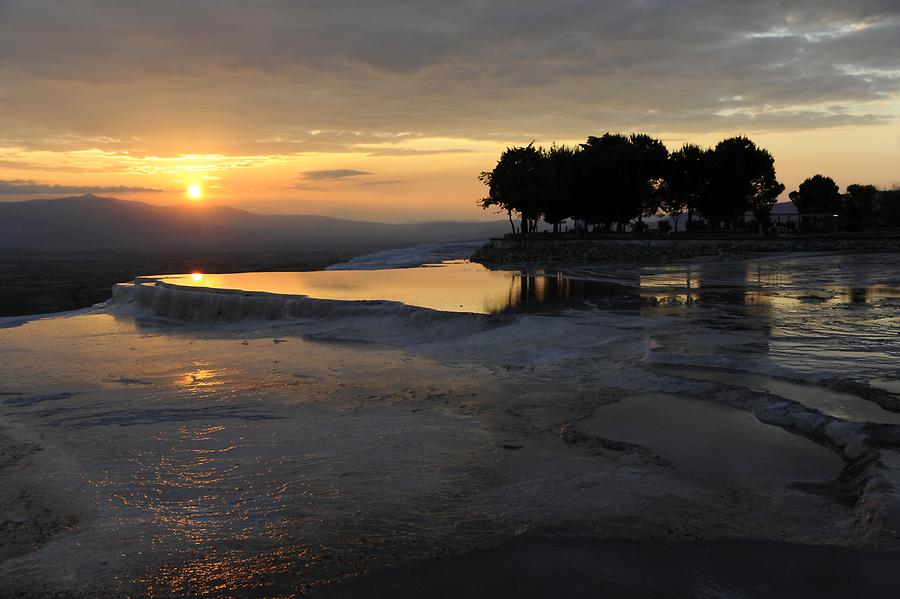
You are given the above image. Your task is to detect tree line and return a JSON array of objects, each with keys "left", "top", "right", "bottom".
[
  {"left": 789, "top": 175, "right": 900, "bottom": 230},
  {"left": 478, "top": 133, "right": 899, "bottom": 234}
]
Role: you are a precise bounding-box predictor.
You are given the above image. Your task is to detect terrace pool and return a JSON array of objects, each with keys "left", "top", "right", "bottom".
[{"left": 147, "top": 260, "right": 620, "bottom": 314}]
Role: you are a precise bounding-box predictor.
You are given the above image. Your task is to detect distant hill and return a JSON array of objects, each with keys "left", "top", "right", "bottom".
[{"left": 0, "top": 195, "right": 508, "bottom": 251}]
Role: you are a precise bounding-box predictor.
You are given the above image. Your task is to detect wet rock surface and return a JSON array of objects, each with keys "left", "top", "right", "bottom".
[{"left": 1, "top": 250, "right": 899, "bottom": 596}]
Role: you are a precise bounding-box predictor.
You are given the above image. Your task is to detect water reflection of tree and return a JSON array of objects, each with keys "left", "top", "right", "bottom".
[
  {"left": 639, "top": 267, "right": 700, "bottom": 306},
  {"left": 846, "top": 287, "right": 868, "bottom": 304},
  {"left": 504, "top": 272, "right": 573, "bottom": 312},
  {"left": 639, "top": 262, "right": 777, "bottom": 338},
  {"left": 490, "top": 271, "right": 631, "bottom": 314},
  {"left": 739, "top": 262, "right": 779, "bottom": 337}
]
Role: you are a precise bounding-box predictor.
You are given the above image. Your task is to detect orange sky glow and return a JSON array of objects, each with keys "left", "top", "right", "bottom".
[{"left": 1, "top": 3, "right": 898, "bottom": 222}]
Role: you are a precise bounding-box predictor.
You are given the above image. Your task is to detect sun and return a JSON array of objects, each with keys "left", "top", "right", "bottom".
[{"left": 186, "top": 184, "right": 203, "bottom": 200}]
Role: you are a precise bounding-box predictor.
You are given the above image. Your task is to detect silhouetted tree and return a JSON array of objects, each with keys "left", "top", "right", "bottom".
[
  {"left": 539, "top": 145, "right": 579, "bottom": 233},
  {"left": 789, "top": 175, "right": 841, "bottom": 214},
  {"left": 665, "top": 144, "right": 710, "bottom": 231},
  {"left": 701, "top": 137, "right": 783, "bottom": 229},
  {"left": 579, "top": 134, "right": 631, "bottom": 231},
  {"left": 478, "top": 133, "right": 796, "bottom": 236},
  {"left": 477, "top": 170, "right": 515, "bottom": 234},
  {"left": 478, "top": 144, "right": 544, "bottom": 234},
  {"left": 630, "top": 134, "right": 670, "bottom": 228},
  {"left": 580, "top": 133, "right": 668, "bottom": 232},
  {"left": 842, "top": 184, "right": 878, "bottom": 227},
  {"left": 875, "top": 188, "right": 900, "bottom": 226}
]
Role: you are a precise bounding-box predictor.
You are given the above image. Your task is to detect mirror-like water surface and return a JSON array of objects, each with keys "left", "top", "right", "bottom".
[{"left": 154, "top": 260, "right": 620, "bottom": 314}]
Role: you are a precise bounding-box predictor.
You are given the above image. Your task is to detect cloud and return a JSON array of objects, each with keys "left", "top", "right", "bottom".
[
  {"left": 0, "top": 179, "right": 163, "bottom": 195},
  {"left": 359, "top": 148, "right": 477, "bottom": 157},
  {"left": 300, "top": 169, "right": 372, "bottom": 180},
  {"left": 358, "top": 179, "right": 404, "bottom": 186},
  {"left": 0, "top": 0, "right": 897, "bottom": 157},
  {"left": 290, "top": 182, "right": 326, "bottom": 192}
]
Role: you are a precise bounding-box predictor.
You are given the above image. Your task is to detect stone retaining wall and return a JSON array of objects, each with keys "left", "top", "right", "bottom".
[{"left": 470, "top": 236, "right": 900, "bottom": 265}]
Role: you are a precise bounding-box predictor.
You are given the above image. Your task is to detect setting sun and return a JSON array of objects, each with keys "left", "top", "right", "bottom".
[{"left": 186, "top": 184, "right": 203, "bottom": 200}]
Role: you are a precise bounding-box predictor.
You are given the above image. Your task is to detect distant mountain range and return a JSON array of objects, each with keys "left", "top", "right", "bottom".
[{"left": 0, "top": 195, "right": 508, "bottom": 252}]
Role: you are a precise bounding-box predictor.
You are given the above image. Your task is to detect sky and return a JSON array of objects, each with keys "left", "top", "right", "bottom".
[{"left": 0, "top": 0, "right": 898, "bottom": 222}]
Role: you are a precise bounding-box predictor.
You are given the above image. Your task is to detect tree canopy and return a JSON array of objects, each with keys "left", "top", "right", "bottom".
[
  {"left": 478, "top": 133, "right": 784, "bottom": 233},
  {"left": 789, "top": 175, "right": 841, "bottom": 215},
  {"left": 700, "top": 137, "right": 783, "bottom": 228},
  {"left": 478, "top": 143, "right": 544, "bottom": 234},
  {"left": 479, "top": 133, "right": 896, "bottom": 234},
  {"left": 664, "top": 144, "right": 709, "bottom": 231},
  {"left": 843, "top": 184, "right": 878, "bottom": 226}
]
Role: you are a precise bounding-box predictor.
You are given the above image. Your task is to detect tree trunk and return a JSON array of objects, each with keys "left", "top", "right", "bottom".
[{"left": 507, "top": 210, "right": 515, "bottom": 235}]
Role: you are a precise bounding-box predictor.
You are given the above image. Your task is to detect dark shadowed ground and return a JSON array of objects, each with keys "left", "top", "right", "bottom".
[
  {"left": 311, "top": 537, "right": 900, "bottom": 599},
  {"left": 0, "top": 249, "right": 366, "bottom": 316}
]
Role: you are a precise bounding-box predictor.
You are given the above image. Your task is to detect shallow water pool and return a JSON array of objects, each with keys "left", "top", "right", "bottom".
[{"left": 151, "top": 260, "right": 622, "bottom": 314}]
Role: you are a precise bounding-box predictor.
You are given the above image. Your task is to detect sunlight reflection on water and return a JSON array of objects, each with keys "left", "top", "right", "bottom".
[
  {"left": 129, "top": 423, "right": 315, "bottom": 597},
  {"left": 155, "top": 260, "right": 620, "bottom": 314},
  {"left": 173, "top": 364, "right": 227, "bottom": 395}
]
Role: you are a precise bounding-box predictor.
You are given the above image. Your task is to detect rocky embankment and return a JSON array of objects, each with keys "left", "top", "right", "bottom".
[{"left": 471, "top": 236, "right": 900, "bottom": 265}]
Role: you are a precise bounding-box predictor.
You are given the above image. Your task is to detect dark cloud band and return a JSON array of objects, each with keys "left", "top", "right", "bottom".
[
  {"left": 0, "top": 179, "right": 163, "bottom": 195},
  {"left": 301, "top": 169, "right": 372, "bottom": 180}
]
